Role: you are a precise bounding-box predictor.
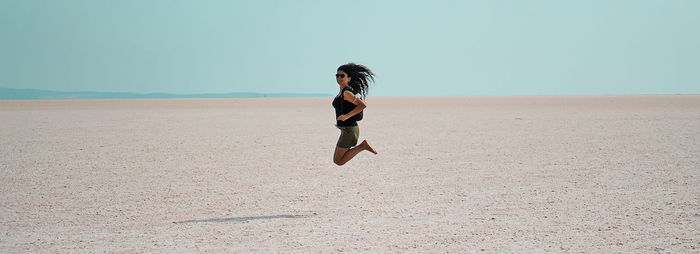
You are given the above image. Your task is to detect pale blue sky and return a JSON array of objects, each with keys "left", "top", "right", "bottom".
[{"left": 1, "top": 0, "right": 698, "bottom": 97}]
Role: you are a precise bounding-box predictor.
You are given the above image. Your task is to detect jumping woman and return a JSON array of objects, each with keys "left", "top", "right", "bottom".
[{"left": 332, "top": 63, "right": 378, "bottom": 166}]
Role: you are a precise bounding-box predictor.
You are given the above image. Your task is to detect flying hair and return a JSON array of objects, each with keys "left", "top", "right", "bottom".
[{"left": 337, "top": 63, "right": 375, "bottom": 99}]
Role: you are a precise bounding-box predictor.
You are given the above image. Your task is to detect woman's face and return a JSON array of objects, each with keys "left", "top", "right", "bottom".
[{"left": 336, "top": 70, "right": 350, "bottom": 86}]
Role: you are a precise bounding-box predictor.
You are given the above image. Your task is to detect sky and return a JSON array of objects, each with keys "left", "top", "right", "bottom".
[{"left": 1, "top": 0, "right": 698, "bottom": 97}]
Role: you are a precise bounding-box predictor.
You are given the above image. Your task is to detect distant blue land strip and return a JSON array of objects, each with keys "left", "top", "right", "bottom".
[{"left": 0, "top": 88, "right": 332, "bottom": 100}]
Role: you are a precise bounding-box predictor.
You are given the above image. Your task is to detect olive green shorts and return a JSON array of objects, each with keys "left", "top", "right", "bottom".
[{"left": 336, "top": 125, "right": 359, "bottom": 148}]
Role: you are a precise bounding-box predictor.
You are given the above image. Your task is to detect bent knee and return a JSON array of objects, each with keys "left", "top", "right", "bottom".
[{"left": 333, "top": 158, "right": 345, "bottom": 166}]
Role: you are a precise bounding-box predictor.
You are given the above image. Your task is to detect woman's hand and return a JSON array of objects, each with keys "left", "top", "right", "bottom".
[{"left": 337, "top": 92, "right": 367, "bottom": 122}]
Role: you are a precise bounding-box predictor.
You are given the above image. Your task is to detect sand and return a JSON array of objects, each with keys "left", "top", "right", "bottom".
[{"left": 0, "top": 95, "right": 698, "bottom": 252}]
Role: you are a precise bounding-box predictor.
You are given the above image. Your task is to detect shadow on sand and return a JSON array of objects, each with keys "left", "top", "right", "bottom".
[{"left": 174, "top": 214, "right": 314, "bottom": 224}]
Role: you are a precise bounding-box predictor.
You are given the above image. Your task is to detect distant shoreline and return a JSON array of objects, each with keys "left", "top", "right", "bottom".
[
  {"left": 2, "top": 88, "right": 697, "bottom": 101},
  {"left": 0, "top": 88, "right": 332, "bottom": 100}
]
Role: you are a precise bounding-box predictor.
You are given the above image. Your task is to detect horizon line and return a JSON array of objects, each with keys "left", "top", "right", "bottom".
[
  {"left": 0, "top": 87, "right": 333, "bottom": 100},
  {"left": 1, "top": 87, "right": 697, "bottom": 101}
]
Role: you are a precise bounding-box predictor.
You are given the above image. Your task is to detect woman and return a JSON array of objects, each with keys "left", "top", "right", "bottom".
[{"left": 332, "top": 63, "right": 378, "bottom": 166}]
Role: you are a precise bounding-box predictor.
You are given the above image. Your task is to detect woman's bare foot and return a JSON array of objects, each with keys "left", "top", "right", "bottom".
[{"left": 360, "top": 140, "right": 378, "bottom": 154}]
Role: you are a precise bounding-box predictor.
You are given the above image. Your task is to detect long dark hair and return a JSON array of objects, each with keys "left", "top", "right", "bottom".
[{"left": 338, "top": 63, "right": 375, "bottom": 99}]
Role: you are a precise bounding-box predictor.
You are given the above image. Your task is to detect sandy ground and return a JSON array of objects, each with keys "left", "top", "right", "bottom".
[{"left": 0, "top": 95, "right": 698, "bottom": 252}]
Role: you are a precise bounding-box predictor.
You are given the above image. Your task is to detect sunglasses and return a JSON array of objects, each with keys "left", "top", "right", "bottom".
[{"left": 335, "top": 74, "right": 346, "bottom": 78}]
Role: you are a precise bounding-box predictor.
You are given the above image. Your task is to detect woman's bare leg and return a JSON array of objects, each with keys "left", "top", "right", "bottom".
[{"left": 333, "top": 140, "right": 377, "bottom": 166}]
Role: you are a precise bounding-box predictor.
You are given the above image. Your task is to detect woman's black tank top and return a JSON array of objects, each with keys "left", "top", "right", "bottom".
[{"left": 332, "top": 87, "right": 360, "bottom": 126}]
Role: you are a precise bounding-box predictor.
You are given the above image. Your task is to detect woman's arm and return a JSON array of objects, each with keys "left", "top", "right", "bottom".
[{"left": 336, "top": 90, "right": 366, "bottom": 121}]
